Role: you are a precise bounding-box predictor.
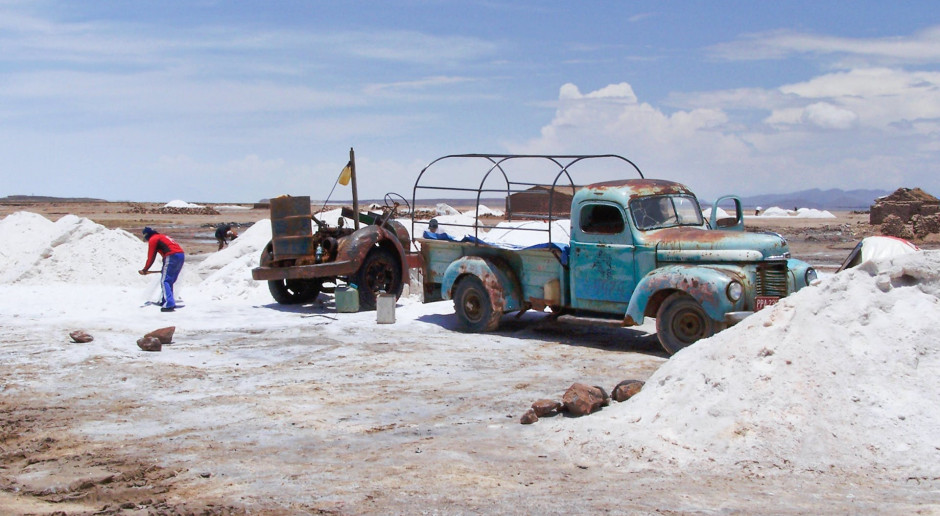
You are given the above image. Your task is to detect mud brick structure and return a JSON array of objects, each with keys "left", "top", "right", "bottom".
[{"left": 869, "top": 187, "right": 939, "bottom": 225}]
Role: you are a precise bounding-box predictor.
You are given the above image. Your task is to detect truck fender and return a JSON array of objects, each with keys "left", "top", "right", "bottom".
[
  {"left": 441, "top": 256, "right": 522, "bottom": 313},
  {"left": 625, "top": 265, "right": 743, "bottom": 326},
  {"left": 336, "top": 225, "right": 410, "bottom": 285}
]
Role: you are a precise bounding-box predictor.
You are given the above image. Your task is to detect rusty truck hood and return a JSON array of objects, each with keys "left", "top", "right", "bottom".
[{"left": 651, "top": 227, "right": 789, "bottom": 262}]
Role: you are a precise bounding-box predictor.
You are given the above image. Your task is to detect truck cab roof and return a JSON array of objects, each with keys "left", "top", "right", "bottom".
[{"left": 575, "top": 179, "right": 696, "bottom": 206}]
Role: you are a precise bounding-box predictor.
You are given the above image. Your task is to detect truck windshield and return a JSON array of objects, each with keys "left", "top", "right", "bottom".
[{"left": 630, "top": 195, "right": 704, "bottom": 230}]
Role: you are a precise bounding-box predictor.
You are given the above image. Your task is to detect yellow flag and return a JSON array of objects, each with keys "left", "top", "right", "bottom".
[{"left": 338, "top": 162, "right": 352, "bottom": 186}]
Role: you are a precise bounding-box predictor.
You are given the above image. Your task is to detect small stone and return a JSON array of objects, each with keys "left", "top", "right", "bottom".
[
  {"left": 144, "top": 326, "right": 175, "bottom": 344},
  {"left": 561, "top": 383, "right": 607, "bottom": 416},
  {"left": 137, "top": 336, "right": 162, "bottom": 352},
  {"left": 612, "top": 380, "right": 645, "bottom": 402},
  {"left": 531, "top": 399, "right": 562, "bottom": 417},
  {"left": 520, "top": 409, "right": 538, "bottom": 425},
  {"left": 69, "top": 330, "right": 94, "bottom": 343}
]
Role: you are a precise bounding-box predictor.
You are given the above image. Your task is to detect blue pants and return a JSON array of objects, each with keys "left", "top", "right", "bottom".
[{"left": 161, "top": 253, "right": 185, "bottom": 308}]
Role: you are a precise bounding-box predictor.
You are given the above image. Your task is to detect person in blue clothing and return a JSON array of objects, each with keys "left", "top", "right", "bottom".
[
  {"left": 139, "top": 227, "right": 185, "bottom": 312},
  {"left": 422, "top": 218, "right": 454, "bottom": 240}
]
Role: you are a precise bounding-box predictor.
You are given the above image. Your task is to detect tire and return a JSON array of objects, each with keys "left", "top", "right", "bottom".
[
  {"left": 260, "top": 241, "right": 322, "bottom": 304},
  {"left": 268, "top": 278, "right": 322, "bottom": 304},
  {"left": 453, "top": 276, "right": 501, "bottom": 332},
  {"left": 352, "top": 247, "right": 403, "bottom": 311},
  {"left": 655, "top": 292, "right": 719, "bottom": 355}
]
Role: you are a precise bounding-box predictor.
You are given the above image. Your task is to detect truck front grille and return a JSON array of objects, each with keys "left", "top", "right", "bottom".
[{"left": 756, "top": 262, "right": 789, "bottom": 297}]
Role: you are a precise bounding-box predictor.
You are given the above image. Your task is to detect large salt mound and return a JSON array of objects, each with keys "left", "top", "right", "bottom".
[
  {"left": 549, "top": 250, "right": 940, "bottom": 479},
  {"left": 0, "top": 212, "right": 147, "bottom": 285},
  {"left": 194, "top": 220, "right": 272, "bottom": 301}
]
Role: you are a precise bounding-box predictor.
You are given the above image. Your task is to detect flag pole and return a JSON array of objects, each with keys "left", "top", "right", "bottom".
[{"left": 350, "top": 147, "right": 359, "bottom": 230}]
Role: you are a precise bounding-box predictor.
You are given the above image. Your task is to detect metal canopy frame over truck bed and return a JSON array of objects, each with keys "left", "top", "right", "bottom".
[{"left": 410, "top": 153, "right": 644, "bottom": 245}]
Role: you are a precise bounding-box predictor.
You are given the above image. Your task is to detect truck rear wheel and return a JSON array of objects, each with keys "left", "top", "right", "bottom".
[
  {"left": 656, "top": 292, "right": 719, "bottom": 355},
  {"left": 353, "top": 247, "right": 403, "bottom": 311},
  {"left": 454, "top": 276, "right": 500, "bottom": 332}
]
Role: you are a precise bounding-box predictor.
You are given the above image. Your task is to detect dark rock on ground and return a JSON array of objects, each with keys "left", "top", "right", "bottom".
[
  {"left": 145, "top": 326, "right": 176, "bottom": 344},
  {"left": 531, "top": 399, "right": 562, "bottom": 417},
  {"left": 612, "top": 380, "right": 645, "bottom": 402},
  {"left": 137, "top": 337, "right": 162, "bottom": 352},
  {"left": 562, "top": 383, "right": 607, "bottom": 416},
  {"left": 520, "top": 409, "right": 538, "bottom": 425},
  {"left": 69, "top": 330, "right": 94, "bottom": 343}
]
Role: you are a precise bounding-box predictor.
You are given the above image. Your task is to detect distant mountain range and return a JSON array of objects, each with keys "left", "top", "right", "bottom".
[{"left": 736, "top": 188, "right": 890, "bottom": 210}]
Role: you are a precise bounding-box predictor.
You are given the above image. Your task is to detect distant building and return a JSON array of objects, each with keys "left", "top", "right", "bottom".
[
  {"left": 869, "top": 188, "right": 939, "bottom": 225},
  {"left": 505, "top": 185, "right": 580, "bottom": 219}
]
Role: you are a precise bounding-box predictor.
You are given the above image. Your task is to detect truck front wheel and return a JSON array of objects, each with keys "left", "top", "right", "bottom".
[
  {"left": 656, "top": 292, "right": 720, "bottom": 355},
  {"left": 353, "top": 247, "right": 403, "bottom": 311},
  {"left": 454, "top": 276, "right": 500, "bottom": 332}
]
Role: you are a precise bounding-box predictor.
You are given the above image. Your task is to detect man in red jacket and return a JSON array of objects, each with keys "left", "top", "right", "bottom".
[{"left": 139, "top": 227, "right": 185, "bottom": 312}]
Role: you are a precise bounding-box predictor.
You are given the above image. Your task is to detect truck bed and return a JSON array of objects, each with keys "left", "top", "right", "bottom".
[{"left": 419, "top": 237, "right": 568, "bottom": 308}]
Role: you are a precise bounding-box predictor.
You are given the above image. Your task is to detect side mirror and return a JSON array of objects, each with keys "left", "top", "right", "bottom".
[{"left": 709, "top": 195, "right": 744, "bottom": 231}]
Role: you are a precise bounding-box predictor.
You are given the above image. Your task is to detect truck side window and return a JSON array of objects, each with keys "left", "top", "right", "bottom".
[{"left": 580, "top": 204, "right": 624, "bottom": 234}]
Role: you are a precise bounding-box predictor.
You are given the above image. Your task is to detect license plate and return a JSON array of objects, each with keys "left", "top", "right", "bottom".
[{"left": 755, "top": 296, "right": 780, "bottom": 311}]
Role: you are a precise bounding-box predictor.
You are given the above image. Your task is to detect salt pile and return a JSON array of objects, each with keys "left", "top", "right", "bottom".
[
  {"left": 0, "top": 212, "right": 146, "bottom": 285},
  {"left": 758, "top": 206, "right": 836, "bottom": 218},
  {"left": 462, "top": 205, "right": 505, "bottom": 218},
  {"left": 484, "top": 220, "right": 571, "bottom": 246},
  {"left": 193, "top": 220, "right": 271, "bottom": 301},
  {"left": 702, "top": 207, "right": 730, "bottom": 219},
  {"left": 435, "top": 203, "right": 460, "bottom": 216},
  {"left": 550, "top": 250, "right": 940, "bottom": 479},
  {"left": 165, "top": 200, "right": 205, "bottom": 209},
  {"left": 0, "top": 211, "right": 274, "bottom": 302}
]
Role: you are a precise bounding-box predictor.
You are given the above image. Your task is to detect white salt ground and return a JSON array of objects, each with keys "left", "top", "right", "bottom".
[{"left": 543, "top": 249, "right": 940, "bottom": 480}]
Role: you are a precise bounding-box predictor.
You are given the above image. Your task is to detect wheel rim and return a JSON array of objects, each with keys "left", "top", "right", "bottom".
[
  {"left": 363, "top": 254, "right": 397, "bottom": 295},
  {"left": 462, "top": 290, "right": 484, "bottom": 323},
  {"left": 671, "top": 307, "right": 706, "bottom": 344}
]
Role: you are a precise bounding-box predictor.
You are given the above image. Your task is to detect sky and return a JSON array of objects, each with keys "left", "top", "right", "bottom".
[{"left": 1, "top": 0, "right": 939, "bottom": 203}]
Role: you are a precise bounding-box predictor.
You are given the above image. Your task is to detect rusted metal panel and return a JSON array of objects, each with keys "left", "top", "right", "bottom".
[
  {"left": 585, "top": 179, "right": 692, "bottom": 198},
  {"left": 652, "top": 227, "right": 790, "bottom": 257},
  {"left": 334, "top": 225, "right": 411, "bottom": 286},
  {"left": 270, "top": 196, "right": 315, "bottom": 259},
  {"left": 252, "top": 260, "right": 357, "bottom": 281},
  {"left": 440, "top": 256, "right": 521, "bottom": 313},
  {"left": 625, "top": 265, "right": 746, "bottom": 325}
]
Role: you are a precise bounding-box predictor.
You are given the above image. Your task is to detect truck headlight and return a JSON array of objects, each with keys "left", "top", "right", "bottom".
[
  {"left": 805, "top": 268, "right": 818, "bottom": 284},
  {"left": 726, "top": 281, "right": 743, "bottom": 302}
]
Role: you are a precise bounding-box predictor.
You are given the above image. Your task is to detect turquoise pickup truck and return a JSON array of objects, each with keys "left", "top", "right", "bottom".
[{"left": 414, "top": 154, "right": 817, "bottom": 355}]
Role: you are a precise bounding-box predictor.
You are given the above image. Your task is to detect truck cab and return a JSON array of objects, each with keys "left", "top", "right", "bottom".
[{"left": 567, "top": 178, "right": 815, "bottom": 352}]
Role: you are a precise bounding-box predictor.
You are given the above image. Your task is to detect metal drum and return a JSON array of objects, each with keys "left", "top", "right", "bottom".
[{"left": 270, "top": 196, "right": 314, "bottom": 258}]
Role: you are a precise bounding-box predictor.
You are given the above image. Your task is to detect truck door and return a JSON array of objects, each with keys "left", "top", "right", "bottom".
[{"left": 570, "top": 201, "right": 637, "bottom": 314}]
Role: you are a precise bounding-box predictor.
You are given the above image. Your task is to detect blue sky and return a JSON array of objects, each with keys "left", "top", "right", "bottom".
[{"left": 1, "top": 1, "right": 939, "bottom": 203}]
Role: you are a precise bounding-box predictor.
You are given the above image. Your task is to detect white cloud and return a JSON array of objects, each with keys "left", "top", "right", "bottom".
[
  {"left": 511, "top": 80, "right": 940, "bottom": 199},
  {"left": 776, "top": 68, "right": 940, "bottom": 131},
  {"left": 510, "top": 83, "right": 748, "bottom": 192},
  {"left": 766, "top": 102, "right": 858, "bottom": 130},
  {"left": 710, "top": 25, "right": 940, "bottom": 64}
]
